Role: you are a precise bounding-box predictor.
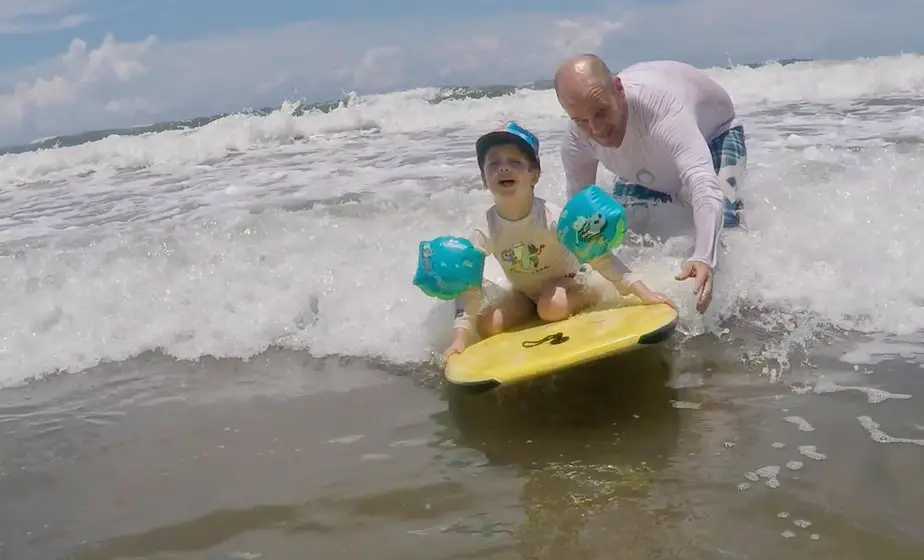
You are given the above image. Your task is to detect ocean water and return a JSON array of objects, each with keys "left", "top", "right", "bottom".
[{"left": 2, "top": 53, "right": 924, "bottom": 389}]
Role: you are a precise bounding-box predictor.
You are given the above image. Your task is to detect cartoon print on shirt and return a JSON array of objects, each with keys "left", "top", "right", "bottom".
[{"left": 500, "top": 242, "right": 546, "bottom": 273}]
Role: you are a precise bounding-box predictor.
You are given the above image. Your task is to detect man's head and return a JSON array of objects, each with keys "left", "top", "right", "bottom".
[
  {"left": 475, "top": 121, "right": 541, "bottom": 200},
  {"left": 554, "top": 53, "right": 628, "bottom": 148}
]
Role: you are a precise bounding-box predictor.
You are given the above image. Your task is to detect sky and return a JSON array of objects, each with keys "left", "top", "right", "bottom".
[{"left": 0, "top": 0, "right": 921, "bottom": 146}]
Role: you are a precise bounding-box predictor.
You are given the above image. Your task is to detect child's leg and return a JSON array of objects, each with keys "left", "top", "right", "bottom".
[
  {"left": 474, "top": 289, "right": 536, "bottom": 338},
  {"left": 535, "top": 267, "right": 603, "bottom": 322}
]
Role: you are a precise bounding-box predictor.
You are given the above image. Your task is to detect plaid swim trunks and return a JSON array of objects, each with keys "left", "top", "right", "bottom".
[{"left": 611, "top": 125, "right": 747, "bottom": 228}]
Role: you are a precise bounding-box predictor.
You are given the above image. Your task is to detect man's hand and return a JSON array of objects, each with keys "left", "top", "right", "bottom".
[{"left": 675, "top": 261, "right": 713, "bottom": 313}]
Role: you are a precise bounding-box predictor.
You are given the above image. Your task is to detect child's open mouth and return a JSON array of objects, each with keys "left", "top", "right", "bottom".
[{"left": 498, "top": 178, "right": 516, "bottom": 187}]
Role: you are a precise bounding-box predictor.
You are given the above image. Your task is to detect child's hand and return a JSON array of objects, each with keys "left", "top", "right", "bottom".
[
  {"left": 639, "top": 291, "right": 678, "bottom": 312},
  {"left": 630, "top": 282, "right": 679, "bottom": 311},
  {"left": 443, "top": 331, "right": 469, "bottom": 360},
  {"left": 443, "top": 339, "right": 467, "bottom": 360}
]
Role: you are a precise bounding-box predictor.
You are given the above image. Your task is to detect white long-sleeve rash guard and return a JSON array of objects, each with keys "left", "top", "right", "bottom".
[{"left": 560, "top": 60, "right": 738, "bottom": 270}]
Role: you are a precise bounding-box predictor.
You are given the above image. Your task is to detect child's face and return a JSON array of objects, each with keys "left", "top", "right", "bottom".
[{"left": 481, "top": 144, "right": 539, "bottom": 200}]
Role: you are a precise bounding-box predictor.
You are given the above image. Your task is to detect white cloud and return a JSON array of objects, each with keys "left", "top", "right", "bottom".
[
  {"left": 551, "top": 19, "right": 624, "bottom": 53},
  {"left": 0, "top": 0, "right": 74, "bottom": 20},
  {"left": 351, "top": 46, "right": 405, "bottom": 91},
  {"left": 0, "top": 0, "right": 921, "bottom": 146},
  {"left": 0, "top": 34, "right": 155, "bottom": 136},
  {"left": 0, "top": 0, "right": 90, "bottom": 35}
]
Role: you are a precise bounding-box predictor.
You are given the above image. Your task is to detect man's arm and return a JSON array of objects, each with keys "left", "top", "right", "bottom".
[
  {"left": 560, "top": 123, "right": 600, "bottom": 199},
  {"left": 655, "top": 115, "right": 724, "bottom": 270}
]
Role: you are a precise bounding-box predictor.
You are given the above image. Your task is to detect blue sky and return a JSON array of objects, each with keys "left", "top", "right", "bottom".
[
  {"left": 0, "top": 0, "right": 920, "bottom": 146},
  {"left": 0, "top": 0, "right": 615, "bottom": 70}
]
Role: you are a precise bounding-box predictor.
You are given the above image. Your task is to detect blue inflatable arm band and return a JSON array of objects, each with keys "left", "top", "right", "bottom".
[
  {"left": 412, "top": 235, "right": 486, "bottom": 300},
  {"left": 556, "top": 184, "right": 627, "bottom": 263}
]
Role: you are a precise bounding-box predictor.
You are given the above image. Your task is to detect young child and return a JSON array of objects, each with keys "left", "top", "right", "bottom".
[{"left": 413, "top": 121, "right": 676, "bottom": 360}]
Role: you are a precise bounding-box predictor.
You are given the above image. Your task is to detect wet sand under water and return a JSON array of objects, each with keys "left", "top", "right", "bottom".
[{"left": 1, "top": 337, "right": 923, "bottom": 559}]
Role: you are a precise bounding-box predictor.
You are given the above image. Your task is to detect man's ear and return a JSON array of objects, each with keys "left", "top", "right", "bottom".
[{"left": 612, "top": 76, "right": 623, "bottom": 93}]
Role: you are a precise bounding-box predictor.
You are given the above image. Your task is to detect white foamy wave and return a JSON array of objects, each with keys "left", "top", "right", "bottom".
[
  {"left": 3, "top": 54, "right": 924, "bottom": 187},
  {"left": 0, "top": 88, "right": 552, "bottom": 187},
  {"left": 0, "top": 204, "right": 440, "bottom": 381},
  {"left": 0, "top": 186, "right": 520, "bottom": 385},
  {"left": 1, "top": 53, "right": 924, "bottom": 386},
  {"left": 707, "top": 53, "right": 924, "bottom": 106}
]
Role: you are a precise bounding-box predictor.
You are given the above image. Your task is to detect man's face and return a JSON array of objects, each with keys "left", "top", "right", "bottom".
[{"left": 559, "top": 76, "right": 628, "bottom": 148}]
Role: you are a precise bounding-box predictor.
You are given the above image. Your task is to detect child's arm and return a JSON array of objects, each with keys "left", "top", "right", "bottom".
[
  {"left": 587, "top": 251, "right": 635, "bottom": 295},
  {"left": 444, "top": 221, "right": 493, "bottom": 358},
  {"left": 447, "top": 287, "right": 485, "bottom": 351},
  {"left": 588, "top": 252, "right": 675, "bottom": 307},
  {"left": 547, "top": 188, "right": 677, "bottom": 310}
]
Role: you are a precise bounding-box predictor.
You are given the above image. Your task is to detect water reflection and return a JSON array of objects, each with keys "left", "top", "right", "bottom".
[{"left": 438, "top": 346, "right": 682, "bottom": 557}]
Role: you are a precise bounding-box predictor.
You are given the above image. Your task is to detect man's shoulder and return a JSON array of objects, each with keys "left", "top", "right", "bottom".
[
  {"left": 621, "top": 60, "right": 730, "bottom": 103},
  {"left": 618, "top": 59, "right": 703, "bottom": 80},
  {"left": 624, "top": 60, "right": 729, "bottom": 120}
]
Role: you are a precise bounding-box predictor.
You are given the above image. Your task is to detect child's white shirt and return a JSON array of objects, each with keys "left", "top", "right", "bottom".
[{"left": 453, "top": 196, "right": 636, "bottom": 332}]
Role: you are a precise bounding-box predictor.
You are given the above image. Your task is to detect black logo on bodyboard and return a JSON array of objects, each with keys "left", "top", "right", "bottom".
[{"left": 522, "top": 332, "right": 570, "bottom": 348}]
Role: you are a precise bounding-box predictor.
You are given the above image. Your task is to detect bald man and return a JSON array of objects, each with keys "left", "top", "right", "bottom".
[{"left": 554, "top": 54, "right": 747, "bottom": 314}]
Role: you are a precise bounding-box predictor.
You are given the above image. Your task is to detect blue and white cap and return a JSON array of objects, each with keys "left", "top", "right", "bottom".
[{"left": 475, "top": 121, "right": 540, "bottom": 171}]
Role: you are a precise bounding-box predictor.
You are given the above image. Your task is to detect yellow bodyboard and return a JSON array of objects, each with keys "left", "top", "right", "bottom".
[{"left": 444, "top": 303, "right": 678, "bottom": 390}]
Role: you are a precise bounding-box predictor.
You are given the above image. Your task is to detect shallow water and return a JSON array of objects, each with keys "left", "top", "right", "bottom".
[{"left": 1, "top": 342, "right": 922, "bottom": 559}]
